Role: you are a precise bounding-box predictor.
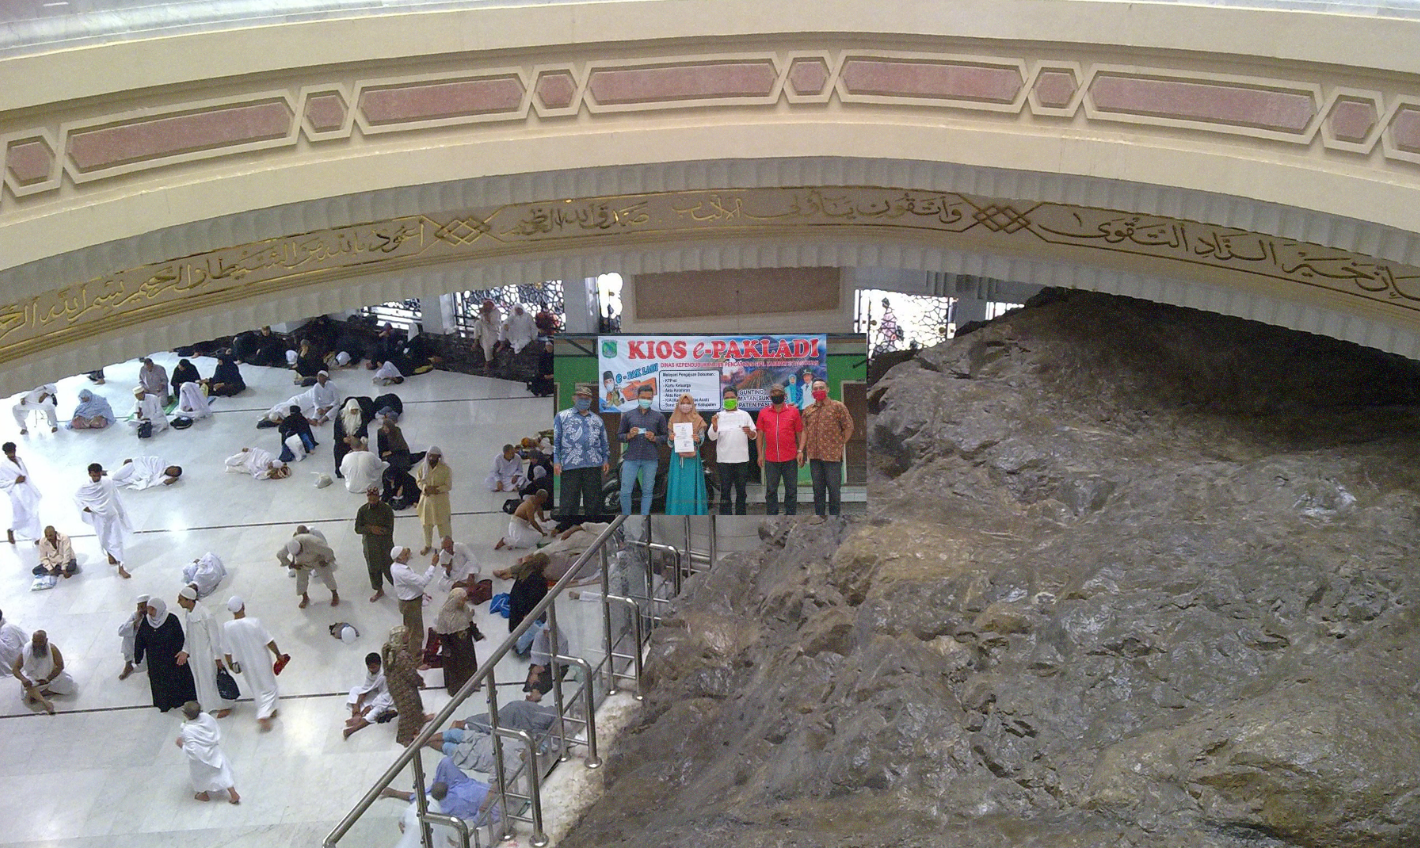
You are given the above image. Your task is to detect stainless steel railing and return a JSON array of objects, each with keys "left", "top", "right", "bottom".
[{"left": 323, "top": 516, "right": 636, "bottom": 848}]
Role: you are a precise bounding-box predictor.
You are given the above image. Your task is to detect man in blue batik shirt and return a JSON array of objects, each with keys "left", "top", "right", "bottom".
[
  {"left": 617, "top": 384, "right": 667, "bottom": 515},
  {"left": 553, "top": 386, "right": 609, "bottom": 517}
]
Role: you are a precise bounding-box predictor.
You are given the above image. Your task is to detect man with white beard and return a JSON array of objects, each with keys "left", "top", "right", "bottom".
[
  {"left": 13, "top": 630, "right": 75, "bottom": 713},
  {"left": 75, "top": 463, "right": 132, "bottom": 578},
  {"left": 0, "top": 442, "right": 41, "bottom": 544},
  {"left": 175, "top": 585, "right": 234, "bottom": 718},
  {"left": 222, "top": 596, "right": 287, "bottom": 731}
]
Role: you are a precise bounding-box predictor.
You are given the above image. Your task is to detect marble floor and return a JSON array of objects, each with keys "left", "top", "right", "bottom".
[{"left": 0, "top": 352, "right": 626, "bottom": 847}]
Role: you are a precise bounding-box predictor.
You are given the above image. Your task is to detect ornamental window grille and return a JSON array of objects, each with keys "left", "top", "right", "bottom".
[
  {"left": 855, "top": 289, "right": 954, "bottom": 357},
  {"left": 453, "top": 282, "right": 565, "bottom": 336},
  {"left": 360, "top": 298, "right": 421, "bottom": 333}
]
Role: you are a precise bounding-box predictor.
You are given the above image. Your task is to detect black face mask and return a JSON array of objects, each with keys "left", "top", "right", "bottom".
[{"left": 770, "top": 394, "right": 786, "bottom": 404}]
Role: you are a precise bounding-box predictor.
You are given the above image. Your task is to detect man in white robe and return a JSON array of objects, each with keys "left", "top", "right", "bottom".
[
  {"left": 499, "top": 304, "right": 537, "bottom": 354},
  {"left": 119, "top": 594, "right": 149, "bottom": 679},
  {"left": 75, "top": 463, "right": 132, "bottom": 578},
  {"left": 112, "top": 456, "right": 182, "bottom": 489},
  {"left": 495, "top": 490, "right": 548, "bottom": 550},
  {"left": 0, "top": 610, "right": 27, "bottom": 680},
  {"left": 372, "top": 360, "right": 404, "bottom": 386},
  {"left": 130, "top": 388, "right": 169, "bottom": 434},
  {"left": 222, "top": 596, "right": 285, "bottom": 730},
  {"left": 262, "top": 394, "right": 315, "bottom": 425},
  {"left": 176, "top": 382, "right": 212, "bottom": 419},
  {"left": 306, "top": 371, "right": 338, "bottom": 423},
  {"left": 12, "top": 384, "right": 58, "bottom": 434},
  {"left": 435, "top": 535, "right": 479, "bottom": 592},
  {"left": 176, "top": 701, "right": 240, "bottom": 803},
  {"left": 0, "top": 442, "right": 41, "bottom": 543},
  {"left": 176, "top": 586, "right": 234, "bottom": 718},
  {"left": 14, "top": 630, "right": 75, "bottom": 713},
  {"left": 181, "top": 553, "right": 227, "bottom": 598},
  {"left": 339, "top": 439, "right": 388, "bottom": 493},
  {"left": 472, "top": 299, "right": 502, "bottom": 374},
  {"left": 484, "top": 444, "right": 525, "bottom": 492},
  {"left": 225, "top": 447, "right": 290, "bottom": 479}
]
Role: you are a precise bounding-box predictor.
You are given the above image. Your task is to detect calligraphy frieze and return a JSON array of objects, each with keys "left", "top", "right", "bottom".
[{"left": 4, "top": 187, "right": 1418, "bottom": 364}]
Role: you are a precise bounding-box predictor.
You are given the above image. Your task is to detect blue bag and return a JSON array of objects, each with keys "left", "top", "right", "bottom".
[{"left": 489, "top": 593, "right": 511, "bottom": 618}]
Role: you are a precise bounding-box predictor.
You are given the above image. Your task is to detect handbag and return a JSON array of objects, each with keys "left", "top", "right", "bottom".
[
  {"left": 215, "top": 666, "right": 241, "bottom": 701},
  {"left": 489, "top": 592, "right": 511, "bottom": 618},
  {"left": 470, "top": 578, "right": 494, "bottom": 605},
  {"left": 136, "top": 421, "right": 153, "bottom": 439}
]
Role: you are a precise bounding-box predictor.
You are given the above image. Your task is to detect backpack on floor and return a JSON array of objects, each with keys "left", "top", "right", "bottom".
[{"left": 136, "top": 421, "right": 153, "bottom": 439}]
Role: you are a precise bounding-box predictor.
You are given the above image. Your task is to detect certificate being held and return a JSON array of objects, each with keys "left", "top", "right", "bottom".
[{"left": 673, "top": 422, "right": 695, "bottom": 453}]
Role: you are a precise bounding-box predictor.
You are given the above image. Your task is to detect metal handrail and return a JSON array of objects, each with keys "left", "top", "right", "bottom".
[{"left": 323, "top": 515, "right": 628, "bottom": 848}]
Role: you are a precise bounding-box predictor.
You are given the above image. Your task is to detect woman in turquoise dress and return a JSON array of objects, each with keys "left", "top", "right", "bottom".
[{"left": 665, "top": 393, "right": 708, "bottom": 515}]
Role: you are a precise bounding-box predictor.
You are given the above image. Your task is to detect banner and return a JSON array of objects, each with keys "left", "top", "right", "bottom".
[{"left": 597, "top": 334, "right": 828, "bottom": 412}]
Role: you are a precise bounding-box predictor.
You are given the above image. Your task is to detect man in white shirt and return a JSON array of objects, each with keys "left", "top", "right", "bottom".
[
  {"left": 36, "top": 526, "right": 78, "bottom": 578},
  {"left": 434, "top": 535, "right": 479, "bottom": 592},
  {"left": 707, "top": 387, "right": 757, "bottom": 515},
  {"left": 390, "top": 546, "right": 438, "bottom": 651},
  {"left": 472, "top": 299, "right": 502, "bottom": 374},
  {"left": 112, "top": 456, "right": 182, "bottom": 489},
  {"left": 130, "top": 387, "right": 169, "bottom": 435},
  {"left": 175, "top": 585, "right": 234, "bottom": 718},
  {"left": 484, "top": 444, "right": 525, "bottom": 492},
  {"left": 0, "top": 442, "right": 42, "bottom": 543},
  {"left": 12, "top": 384, "right": 58, "bottom": 434},
  {"left": 306, "top": 371, "right": 339, "bottom": 424}
]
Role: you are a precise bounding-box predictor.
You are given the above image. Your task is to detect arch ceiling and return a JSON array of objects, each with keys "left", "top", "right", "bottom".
[{"left": 2, "top": 0, "right": 1420, "bottom": 392}]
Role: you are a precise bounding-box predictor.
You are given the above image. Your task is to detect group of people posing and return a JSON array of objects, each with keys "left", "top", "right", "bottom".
[{"left": 553, "top": 377, "right": 855, "bottom": 518}]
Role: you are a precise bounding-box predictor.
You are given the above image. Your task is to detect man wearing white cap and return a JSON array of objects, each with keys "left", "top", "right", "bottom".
[
  {"left": 75, "top": 463, "right": 132, "bottom": 579},
  {"left": 118, "top": 594, "right": 148, "bottom": 680},
  {"left": 175, "top": 585, "right": 234, "bottom": 718},
  {"left": 275, "top": 530, "right": 341, "bottom": 609},
  {"left": 390, "top": 546, "right": 438, "bottom": 651},
  {"left": 222, "top": 597, "right": 286, "bottom": 731},
  {"left": 416, "top": 448, "right": 453, "bottom": 555},
  {"left": 306, "top": 371, "right": 338, "bottom": 424}
]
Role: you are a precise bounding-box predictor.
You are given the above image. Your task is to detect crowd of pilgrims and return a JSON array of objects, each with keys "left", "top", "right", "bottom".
[{"left": 0, "top": 312, "right": 571, "bottom": 831}]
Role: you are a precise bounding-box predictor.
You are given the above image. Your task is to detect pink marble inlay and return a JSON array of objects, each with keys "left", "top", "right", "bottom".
[
  {"left": 587, "top": 61, "right": 777, "bottom": 105},
  {"left": 1033, "top": 71, "right": 1078, "bottom": 108},
  {"left": 840, "top": 59, "right": 1021, "bottom": 103},
  {"left": 1389, "top": 107, "right": 1420, "bottom": 152},
  {"left": 1327, "top": 99, "right": 1377, "bottom": 142},
  {"left": 6, "top": 139, "right": 52, "bottom": 184},
  {"left": 305, "top": 93, "right": 348, "bottom": 132},
  {"left": 535, "top": 72, "right": 577, "bottom": 109},
  {"left": 1091, "top": 75, "right": 1314, "bottom": 133},
  {"left": 68, "top": 101, "right": 292, "bottom": 171},
  {"left": 361, "top": 77, "right": 525, "bottom": 125},
  {"left": 787, "top": 59, "right": 830, "bottom": 96}
]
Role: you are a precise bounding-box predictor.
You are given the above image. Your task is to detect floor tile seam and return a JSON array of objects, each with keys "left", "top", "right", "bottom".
[
  {"left": 0, "top": 689, "right": 352, "bottom": 720},
  {"left": 206, "top": 394, "right": 543, "bottom": 415}
]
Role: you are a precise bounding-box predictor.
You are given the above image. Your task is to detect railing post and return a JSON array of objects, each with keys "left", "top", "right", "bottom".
[
  {"left": 486, "top": 679, "right": 515, "bottom": 843},
  {"left": 600, "top": 543, "right": 619, "bottom": 697},
  {"left": 411, "top": 751, "right": 434, "bottom": 848},
  {"left": 546, "top": 604, "right": 569, "bottom": 763},
  {"left": 554, "top": 655, "right": 600, "bottom": 768}
]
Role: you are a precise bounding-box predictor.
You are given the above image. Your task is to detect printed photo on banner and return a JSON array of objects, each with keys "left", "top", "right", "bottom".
[{"left": 597, "top": 335, "right": 828, "bottom": 413}]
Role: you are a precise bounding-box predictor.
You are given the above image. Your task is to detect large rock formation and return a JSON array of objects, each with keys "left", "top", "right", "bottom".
[{"left": 563, "top": 290, "right": 1420, "bottom": 848}]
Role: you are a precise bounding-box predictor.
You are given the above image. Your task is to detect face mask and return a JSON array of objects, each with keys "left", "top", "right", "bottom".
[
  {"left": 679, "top": 403, "right": 694, "bottom": 413},
  {"left": 723, "top": 399, "right": 738, "bottom": 410},
  {"left": 638, "top": 398, "right": 652, "bottom": 410},
  {"left": 769, "top": 394, "right": 785, "bottom": 405},
  {"left": 575, "top": 398, "right": 591, "bottom": 411},
  {"left": 812, "top": 389, "right": 828, "bottom": 402}
]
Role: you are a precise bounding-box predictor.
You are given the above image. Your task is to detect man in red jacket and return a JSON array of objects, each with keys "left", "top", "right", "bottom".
[{"left": 756, "top": 384, "right": 804, "bottom": 515}]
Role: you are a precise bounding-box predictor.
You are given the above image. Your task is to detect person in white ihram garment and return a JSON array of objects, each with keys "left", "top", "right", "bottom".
[
  {"left": 181, "top": 553, "right": 227, "bottom": 599},
  {"left": 339, "top": 438, "right": 388, "bottom": 494},
  {"left": 222, "top": 596, "right": 286, "bottom": 731},
  {"left": 175, "top": 700, "right": 240, "bottom": 804},
  {"left": 0, "top": 441, "right": 41, "bottom": 544},
  {"left": 175, "top": 585, "right": 234, "bottom": 719},
  {"left": 75, "top": 462, "right": 133, "bottom": 578},
  {"left": 224, "top": 447, "right": 290, "bottom": 480},
  {"left": 111, "top": 456, "right": 183, "bottom": 489},
  {"left": 500, "top": 303, "right": 537, "bottom": 354},
  {"left": 13, "top": 630, "right": 75, "bottom": 714},
  {"left": 12, "top": 384, "right": 58, "bottom": 435},
  {"left": 118, "top": 594, "right": 149, "bottom": 680},
  {"left": 0, "top": 609, "right": 26, "bottom": 683},
  {"left": 175, "top": 381, "right": 212, "bottom": 419},
  {"left": 305, "top": 371, "right": 339, "bottom": 424}
]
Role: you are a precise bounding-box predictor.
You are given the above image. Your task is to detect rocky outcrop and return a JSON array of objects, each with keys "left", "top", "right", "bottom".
[{"left": 563, "top": 290, "right": 1420, "bottom": 848}]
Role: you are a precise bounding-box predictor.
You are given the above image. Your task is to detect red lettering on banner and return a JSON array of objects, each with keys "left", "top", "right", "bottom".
[
  {"left": 655, "top": 341, "right": 673, "bottom": 359},
  {"left": 627, "top": 341, "right": 645, "bottom": 359},
  {"left": 772, "top": 340, "right": 791, "bottom": 357},
  {"left": 692, "top": 342, "right": 706, "bottom": 359},
  {"left": 726, "top": 340, "right": 742, "bottom": 359},
  {"left": 711, "top": 341, "right": 726, "bottom": 359},
  {"left": 807, "top": 338, "right": 820, "bottom": 359},
  {"left": 673, "top": 341, "right": 687, "bottom": 359}
]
